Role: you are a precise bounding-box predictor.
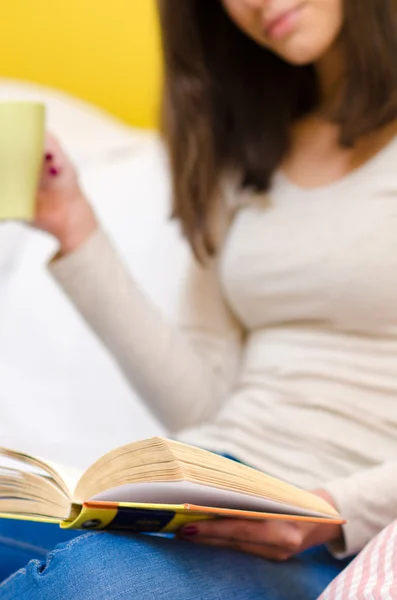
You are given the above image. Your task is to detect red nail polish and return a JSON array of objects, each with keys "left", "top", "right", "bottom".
[
  {"left": 45, "top": 153, "right": 54, "bottom": 161},
  {"left": 182, "top": 526, "right": 198, "bottom": 536},
  {"left": 49, "top": 167, "right": 59, "bottom": 176}
]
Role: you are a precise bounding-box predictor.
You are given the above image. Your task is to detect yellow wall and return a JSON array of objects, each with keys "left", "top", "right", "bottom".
[{"left": 0, "top": 0, "right": 162, "bottom": 128}]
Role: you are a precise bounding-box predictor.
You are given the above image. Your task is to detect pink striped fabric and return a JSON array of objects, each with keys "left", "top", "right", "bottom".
[{"left": 318, "top": 520, "right": 397, "bottom": 599}]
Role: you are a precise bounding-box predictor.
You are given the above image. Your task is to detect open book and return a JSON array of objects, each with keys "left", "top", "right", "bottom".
[{"left": 0, "top": 437, "right": 344, "bottom": 533}]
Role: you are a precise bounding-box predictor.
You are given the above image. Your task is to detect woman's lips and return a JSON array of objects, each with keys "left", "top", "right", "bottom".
[{"left": 264, "top": 5, "right": 303, "bottom": 40}]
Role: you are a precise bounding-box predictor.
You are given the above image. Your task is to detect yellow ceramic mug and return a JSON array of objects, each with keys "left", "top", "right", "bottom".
[{"left": 0, "top": 101, "right": 45, "bottom": 221}]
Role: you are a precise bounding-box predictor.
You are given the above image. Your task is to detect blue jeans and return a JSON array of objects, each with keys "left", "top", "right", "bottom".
[{"left": 0, "top": 519, "right": 351, "bottom": 599}]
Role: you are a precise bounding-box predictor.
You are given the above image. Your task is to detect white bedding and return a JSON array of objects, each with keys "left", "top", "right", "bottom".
[{"left": 0, "top": 81, "right": 190, "bottom": 468}]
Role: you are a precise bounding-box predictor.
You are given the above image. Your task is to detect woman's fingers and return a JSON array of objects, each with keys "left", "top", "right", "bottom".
[{"left": 178, "top": 518, "right": 304, "bottom": 560}]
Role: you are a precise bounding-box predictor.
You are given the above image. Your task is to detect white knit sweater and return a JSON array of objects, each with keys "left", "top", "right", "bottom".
[{"left": 50, "top": 137, "right": 397, "bottom": 557}]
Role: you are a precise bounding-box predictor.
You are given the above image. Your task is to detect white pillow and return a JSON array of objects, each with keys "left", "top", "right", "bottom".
[
  {"left": 0, "top": 78, "right": 152, "bottom": 167},
  {"left": 0, "top": 84, "right": 190, "bottom": 468},
  {"left": 318, "top": 521, "right": 397, "bottom": 599}
]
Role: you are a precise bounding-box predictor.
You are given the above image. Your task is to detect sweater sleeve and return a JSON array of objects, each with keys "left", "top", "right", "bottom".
[
  {"left": 49, "top": 228, "right": 244, "bottom": 432},
  {"left": 323, "top": 461, "right": 397, "bottom": 557}
]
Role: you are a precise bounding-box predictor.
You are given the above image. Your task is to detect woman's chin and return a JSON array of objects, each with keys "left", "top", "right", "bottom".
[{"left": 273, "top": 40, "right": 329, "bottom": 67}]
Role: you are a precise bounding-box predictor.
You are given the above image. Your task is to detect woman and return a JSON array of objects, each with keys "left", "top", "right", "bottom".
[{"left": 1, "top": 0, "right": 397, "bottom": 598}]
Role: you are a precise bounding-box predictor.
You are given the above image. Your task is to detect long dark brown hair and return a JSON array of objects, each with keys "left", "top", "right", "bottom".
[{"left": 158, "top": 0, "right": 397, "bottom": 258}]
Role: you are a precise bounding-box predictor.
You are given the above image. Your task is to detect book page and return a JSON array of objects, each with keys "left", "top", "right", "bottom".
[
  {"left": 73, "top": 437, "right": 337, "bottom": 518},
  {"left": 88, "top": 480, "right": 338, "bottom": 519},
  {"left": 0, "top": 455, "right": 48, "bottom": 478},
  {"left": 0, "top": 448, "right": 82, "bottom": 499}
]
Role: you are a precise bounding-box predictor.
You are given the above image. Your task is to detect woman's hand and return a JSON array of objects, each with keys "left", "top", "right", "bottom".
[
  {"left": 178, "top": 490, "right": 343, "bottom": 561},
  {"left": 34, "top": 134, "right": 97, "bottom": 255}
]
